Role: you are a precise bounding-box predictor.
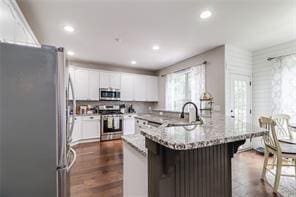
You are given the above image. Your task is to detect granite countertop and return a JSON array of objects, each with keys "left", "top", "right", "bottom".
[
  {"left": 123, "top": 113, "right": 137, "bottom": 117},
  {"left": 76, "top": 114, "right": 101, "bottom": 117},
  {"left": 134, "top": 113, "right": 201, "bottom": 126},
  {"left": 140, "top": 113, "right": 268, "bottom": 150},
  {"left": 122, "top": 134, "right": 147, "bottom": 156},
  {"left": 152, "top": 109, "right": 184, "bottom": 114}
]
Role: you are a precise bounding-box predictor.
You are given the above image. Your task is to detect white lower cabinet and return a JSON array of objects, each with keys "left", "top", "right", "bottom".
[
  {"left": 71, "top": 115, "right": 100, "bottom": 145},
  {"left": 123, "top": 115, "right": 135, "bottom": 135},
  {"left": 82, "top": 116, "right": 100, "bottom": 140},
  {"left": 72, "top": 116, "right": 82, "bottom": 143}
]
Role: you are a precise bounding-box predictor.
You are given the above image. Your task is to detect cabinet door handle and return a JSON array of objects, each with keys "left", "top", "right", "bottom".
[{"left": 90, "top": 117, "right": 94, "bottom": 119}]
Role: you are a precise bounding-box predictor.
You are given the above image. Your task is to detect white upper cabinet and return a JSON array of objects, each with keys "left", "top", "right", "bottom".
[
  {"left": 121, "top": 73, "right": 134, "bottom": 101},
  {"left": 99, "top": 71, "right": 110, "bottom": 89},
  {"left": 72, "top": 67, "right": 101, "bottom": 101},
  {"left": 100, "top": 71, "right": 121, "bottom": 89},
  {"left": 88, "top": 70, "right": 100, "bottom": 100},
  {"left": 146, "top": 76, "right": 158, "bottom": 101},
  {"left": 75, "top": 69, "right": 89, "bottom": 100},
  {"left": 71, "top": 66, "right": 159, "bottom": 102},
  {"left": 0, "top": 0, "right": 39, "bottom": 46},
  {"left": 14, "top": 20, "right": 28, "bottom": 44},
  {"left": 0, "top": 0, "right": 15, "bottom": 42},
  {"left": 120, "top": 73, "right": 159, "bottom": 102},
  {"left": 134, "top": 75, "right": 147, "bottom": 101},
  {"left": 110, "top": 72, "right": 121, "bottom": 89}
]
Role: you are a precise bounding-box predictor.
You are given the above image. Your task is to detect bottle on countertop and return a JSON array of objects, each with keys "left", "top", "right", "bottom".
[
  {"left": 128, "top": 104, "right": 136, "bottom": 113},
  {"left": 120, "top": 104, "right": 126, "bottom": 114}
]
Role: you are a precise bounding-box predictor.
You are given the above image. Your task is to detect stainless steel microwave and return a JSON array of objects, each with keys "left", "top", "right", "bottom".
[{"left": 99, "top": 88, "right": 121, "bottom": 101}]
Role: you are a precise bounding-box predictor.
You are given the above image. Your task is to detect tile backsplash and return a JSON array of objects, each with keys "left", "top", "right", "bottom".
[{"left": 76, "top": 100, "right": 157, "bottom": 114}]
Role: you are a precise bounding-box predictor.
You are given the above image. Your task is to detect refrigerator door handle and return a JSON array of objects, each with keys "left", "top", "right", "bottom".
[
  {"left": 67, "top": 148, "right": 77, "bottom": 171},
  {"left": 57, "top": 168, "right": 68, "bottom": 197},
  {"left": 68, "top": 75, "right": 76, "bottom": 143},
  {"left": 57, "top": 48, "right": 67, "bottom": 168}
]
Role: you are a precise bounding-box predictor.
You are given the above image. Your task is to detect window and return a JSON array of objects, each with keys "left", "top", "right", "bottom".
[
  {"left": 272, "top": 55, "right": 296, "bottom": 122},
  {"left": 165, "top": 65, "right": 205, "bottom": 111}
]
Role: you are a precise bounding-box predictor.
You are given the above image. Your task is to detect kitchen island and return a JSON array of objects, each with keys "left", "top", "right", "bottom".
[
  {"left": 134, "top": 109, "right": 197, "bottom": 128},
  {"left": 139, "top": 113, "right": 267, "bottom": 197},
  {"left": 122, "top": 134, "right": 148, "bottom": 197}
]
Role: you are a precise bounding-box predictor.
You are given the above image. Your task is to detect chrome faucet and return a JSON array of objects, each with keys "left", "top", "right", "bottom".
[{"left": 180, "top": 102, "right": 201, "bottom": 121}]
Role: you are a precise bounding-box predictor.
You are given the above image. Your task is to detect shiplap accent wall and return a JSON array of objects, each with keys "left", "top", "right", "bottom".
[
  {"left": 252, "top": 40, "right": 296, "bottom": 148},
  {"left": 225, "top": 45, "right": 252, "bottom": 117}
]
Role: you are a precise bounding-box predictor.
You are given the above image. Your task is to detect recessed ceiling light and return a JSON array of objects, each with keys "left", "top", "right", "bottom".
[
  {"left": 131, "top": 60, "right": 137, "bottom": 65},
  {"left": 200, "top": 10, "right": 212, "bottom": 19},
  {"left": 67, "top": 51, "right": 74, "bottom": 56},
  {"left": 152, "top": 45, "right": 160, "bottom": 51},
  {"left": 114, "top": 38, "right": 120, "bottom": 43},
  {"left": 64, "top": 25, "right": 75, "bottom": 32}
]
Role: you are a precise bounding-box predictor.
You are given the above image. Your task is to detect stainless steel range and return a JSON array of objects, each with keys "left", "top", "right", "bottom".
[{"left": 99, "top": 105, "right": 123, "bottom": 141}]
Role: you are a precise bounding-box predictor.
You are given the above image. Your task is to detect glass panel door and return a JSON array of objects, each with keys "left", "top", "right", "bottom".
[
  {"left": 230, "top": 74, "right": 251, "bottom": 123},
  {"left": 230, "top": 74, "right": 252, "bottom": 150}
]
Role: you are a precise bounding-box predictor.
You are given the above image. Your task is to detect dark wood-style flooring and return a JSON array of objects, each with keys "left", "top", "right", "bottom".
[{"left": 70, "top": 140, "right": 279, "bottom": 197}]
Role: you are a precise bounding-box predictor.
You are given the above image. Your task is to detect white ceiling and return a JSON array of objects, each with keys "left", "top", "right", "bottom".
[{"left": 17, "top": 0, "right": 296, "bottom": 70}]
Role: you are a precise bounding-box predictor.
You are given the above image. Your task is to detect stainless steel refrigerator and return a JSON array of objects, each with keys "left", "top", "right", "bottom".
[{"left": 0, "top": 42, "right": 76, "bottom": 197}]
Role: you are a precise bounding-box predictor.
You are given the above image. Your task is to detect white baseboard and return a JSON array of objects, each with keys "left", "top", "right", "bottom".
[
  {"left": 238, "top": 147, "right": 252, "bottom": 153},
  {"left": 70, "top": 138, "right": 100, "bottom": 146}
]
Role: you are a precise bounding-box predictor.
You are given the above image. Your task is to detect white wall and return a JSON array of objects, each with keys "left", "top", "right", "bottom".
[
  {"left": 157, "top": 46, "right": 226, "bottom": 112},
  {"left": 252, "top": 39, "right": 296, "bottom": 148},
  {"left": 225, "top": 45, "right": 252, "bottom": 116}
]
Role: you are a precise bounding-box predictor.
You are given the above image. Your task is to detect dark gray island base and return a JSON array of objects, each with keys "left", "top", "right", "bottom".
[
  {"left": 140, "top": 113, "right": 267, "bottom": 197},
  {"left": 146, "top": 138, "right": 245, "bottom": 197}
]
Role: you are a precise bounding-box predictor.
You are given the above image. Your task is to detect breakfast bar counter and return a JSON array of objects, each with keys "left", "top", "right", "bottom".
[{"left": 140, "top": 113, "right": 267, "bottom": 197}]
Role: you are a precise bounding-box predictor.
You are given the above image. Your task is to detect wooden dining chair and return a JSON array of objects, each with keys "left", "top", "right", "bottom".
[
  {"left": 272, "top": 114, "right": 293, "bottom": 139},
  {"left": 259, "top": 116, "right": 296, "bottom": 194}
]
